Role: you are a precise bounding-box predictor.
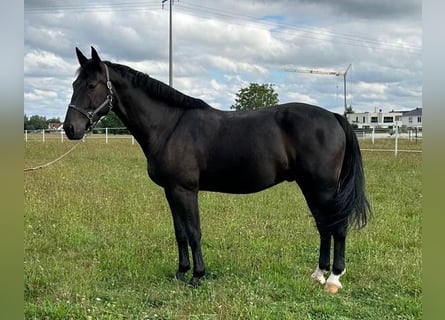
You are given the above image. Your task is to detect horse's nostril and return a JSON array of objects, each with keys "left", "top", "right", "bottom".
[{"left": 64, "top": 124, "right": 75, "bottom": 138}]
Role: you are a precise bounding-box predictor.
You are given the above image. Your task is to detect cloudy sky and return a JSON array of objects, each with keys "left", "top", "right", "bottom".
[{"left": 24, "top": 0, "right": 422, "bottom": 120}]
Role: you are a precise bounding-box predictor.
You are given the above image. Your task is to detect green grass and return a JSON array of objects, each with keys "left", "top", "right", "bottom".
[{"left": 24, "top": 138, "right": 421, "bottom": 319}]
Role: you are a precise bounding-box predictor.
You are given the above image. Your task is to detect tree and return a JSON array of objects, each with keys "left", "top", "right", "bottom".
[
  {"left": 97, "top": 111, "right": 125, "bottom": 129},
  {"left": 24, "top": 115, "right": 62, "bottom": 130},
  {"left": 24, "top": 115, "right": 29, "bottom": 130},
  {"left": 47, "top": 117, "right": 61, "bottom": 124},
  {"left": 231, "top": 83, "right": 279, "bottom": 111},
  {"left": 345, "top": 105, "right": 355, "bottom": 114},
  {"left": 26, "top": 115, "right": 47, "bottom": 130},
  {"left": 96, "top": 111, "right": 127, "bottom": 134}
]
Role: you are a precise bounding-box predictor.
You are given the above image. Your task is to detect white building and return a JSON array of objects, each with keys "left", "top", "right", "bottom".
[
  {"left": 346, "top": 108, "right": 422, "bottom": 129},
  {"left": 346, "top": 110, "right": 402, "bottom": 129},
  {"left": 401, "top": 108, "right": 422, "bottom": 129}
]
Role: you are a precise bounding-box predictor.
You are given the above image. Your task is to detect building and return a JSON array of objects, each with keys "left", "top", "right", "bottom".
[
  {"left": 400, "top": 108, "right": 422, "bottom": 129},
  {"left": 48, "top": 122, "right": 63, "bottom": 131},
  {"left": 346, "top": 108, "right": 422, "bottom": 130},
  {"left": 346, "top": 110, "right": 402, "bottom": 129}
]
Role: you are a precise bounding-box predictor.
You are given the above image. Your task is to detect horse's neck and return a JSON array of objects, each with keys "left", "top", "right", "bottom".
[{"left": 111, "top": 73, "right": 183, "bottom": 156}]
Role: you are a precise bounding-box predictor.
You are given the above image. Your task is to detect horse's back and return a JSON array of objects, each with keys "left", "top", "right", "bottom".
[{"left": 275, "top": 102, "right": 345, "bottom": 151}]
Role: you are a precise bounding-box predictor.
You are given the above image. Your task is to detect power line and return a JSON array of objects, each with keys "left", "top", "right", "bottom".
[
  {"left": 24, "top": 1, "right": 421, "bottom": 55},
  {"left": 182, "top": 1, "right": 421, "bottom": 52},
  {"left": 24, "top": 1, "right": 161, "bottom": 14},
  {"left": 175, "top": 2, "right": 420, "bottom": 55}
]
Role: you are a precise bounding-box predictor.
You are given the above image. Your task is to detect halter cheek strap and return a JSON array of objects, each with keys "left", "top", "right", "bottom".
[{"left": 68, "top": 63, "right": 114, "bottom": 128}]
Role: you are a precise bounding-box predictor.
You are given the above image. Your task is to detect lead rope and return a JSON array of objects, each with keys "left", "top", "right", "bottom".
[
  {"left": 24, "top": 139, "right": 84, "bottom": 173},
  {"left": 24, "top": 113, "right": 110, "bottom": 173},
  {"left": 25, "top": 63, "right": 114, "bottom": 173}
]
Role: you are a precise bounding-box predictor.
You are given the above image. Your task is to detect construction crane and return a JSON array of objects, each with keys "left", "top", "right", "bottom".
[
  {"left": 285, "top": 68, "right": 342, "bottom": 77},
  {"left": 286, "top": 64, "right": 352, "bottom": 115}
]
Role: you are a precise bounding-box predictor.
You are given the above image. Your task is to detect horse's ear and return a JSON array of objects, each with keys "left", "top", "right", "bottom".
[
  {"left": 91, "top": 46, "right": 101, "bottom": 64},
  {"left": 76, "top": 47, "right": 88, "bottom": 67}
]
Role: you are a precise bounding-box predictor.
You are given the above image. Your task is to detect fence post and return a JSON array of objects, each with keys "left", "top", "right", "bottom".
[
  {"left": 372, "top": 127, "right": 375, "bottom": 144},
  {"left": 105, "top": 127, "right": 108, "bottom": 144},
  {"left": 61, "top": 130, "right": 64, "bottom": 142},
  {"left": 394, "top": 125, "right": 399, "bottom": 157},
  {"left": 25, "top": 130, "right": 28, "bottom": 142},
  {"left": 42, "top": 129, "right": 45, "bottom": 142},
  {"left": 132, "top": 135, "right": 135, "bottom": 145}
]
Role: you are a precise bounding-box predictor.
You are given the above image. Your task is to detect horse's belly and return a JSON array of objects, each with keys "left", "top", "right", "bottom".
[
  {"left": 199, "top": 178, "right": 276, "bottom": 194},
  {"left": 199, "top": 166, "right": 287, "bottom": 194},
  {"left": 200, "top": 136, "right": 292, "bottom": 193}
]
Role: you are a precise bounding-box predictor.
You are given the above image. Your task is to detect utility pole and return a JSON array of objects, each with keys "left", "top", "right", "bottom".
[
  {"left": 286, "top": 64, "right": 352, "bottom": 116},
  {"left": 343, "top": 64, "right": 352, "bottom": 116},
  {"left": 162, "top": 0, "right": 175, "bottom": 87}
]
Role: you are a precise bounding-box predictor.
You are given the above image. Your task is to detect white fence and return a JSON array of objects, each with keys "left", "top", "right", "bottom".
[
  {"left": 24, "top": 127, "right": 135, "bottom": 144},
  {"left": 355, "top": 127, "right": 422, "bottom": 143},
  {"left": 355, "top": 127, "right": 422, "bottom": 156},
  {"left": 24, "top": 127, "right": 422, "bottom": 156}
]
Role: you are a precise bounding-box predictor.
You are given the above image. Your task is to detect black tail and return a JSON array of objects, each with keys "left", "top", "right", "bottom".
[{"left": 333, "top": 113, "right": 371, "bottom": 229}]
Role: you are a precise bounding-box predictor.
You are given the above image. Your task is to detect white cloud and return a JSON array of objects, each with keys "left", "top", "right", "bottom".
[
  {"left": 24, "top": 50, "right": 76, "bottom": 77},
  {"left": 24, "top": 89, "right": 58, "bottom": 101},
  {"left": 355, "top": 82, "right": 387, "bottom": 97},
  {"left": 24, "top": 0, "right": 421, "bottom": 119},
  {"left": 283, "top": 91, "right": 318, "bottom": 105},
  {"left": 205, "top": 56, "right": 268, "bottom": 75},
  {"left": 210, "top": 79, "right": 223, "bottom": 91}
]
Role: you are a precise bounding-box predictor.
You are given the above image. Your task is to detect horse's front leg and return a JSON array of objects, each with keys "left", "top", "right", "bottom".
[
  {"left": 165, "top": 189, "right": 191, "bottom": 281},
  {"left": 165, "top": 186, "right": 205, "bottom": 287}
]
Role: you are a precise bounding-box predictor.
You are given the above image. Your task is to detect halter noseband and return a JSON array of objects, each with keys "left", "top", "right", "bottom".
[{"left": 68, "top": 63, "right": 114, "bottom": 129}]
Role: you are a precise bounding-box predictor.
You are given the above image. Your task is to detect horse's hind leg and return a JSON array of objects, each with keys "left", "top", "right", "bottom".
[
  {"left": 311, "top": 217, "right": 348, "bottom": 293},
  {"left": 310, "top": 226, "right": 348, "bottom": 293},
  {"left": 305, "top": 187, "right": 348, "bottom": 293},
  {"left": 325, "top": 221, "right": 348, "bottom": 293},
  {"left": 311, "top": 227, "right": 331, "bottom": 285}
]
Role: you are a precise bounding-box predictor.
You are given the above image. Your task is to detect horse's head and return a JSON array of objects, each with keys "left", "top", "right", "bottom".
[{"left": 63, "top": 47, "right": 113, "bottom": 140}]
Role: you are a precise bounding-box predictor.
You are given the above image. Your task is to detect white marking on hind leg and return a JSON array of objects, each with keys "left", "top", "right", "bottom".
[
  {"left": 311, "top": 266, "right": 328, "bottom": 285},
  {"left": 325, "top": 269, "right": 346, "bottom": 293}
]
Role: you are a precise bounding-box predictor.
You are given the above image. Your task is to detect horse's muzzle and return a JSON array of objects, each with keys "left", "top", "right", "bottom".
[{"left": 63, "top": 123, "right": 85, "bottom": 140}]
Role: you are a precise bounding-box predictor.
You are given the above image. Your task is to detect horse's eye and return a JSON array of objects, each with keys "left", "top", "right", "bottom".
[{"left": 88, "top": 82, "right": 97, "bottom": 89}]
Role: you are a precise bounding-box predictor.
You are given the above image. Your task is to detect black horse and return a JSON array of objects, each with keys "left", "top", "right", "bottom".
[{"left": 64, "top": 47, "right": 370, "bottom": 292}]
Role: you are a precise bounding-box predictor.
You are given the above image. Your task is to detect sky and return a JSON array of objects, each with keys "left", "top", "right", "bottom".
[{"left": 24, "top": 0, "right": 422, "bottom": 120}]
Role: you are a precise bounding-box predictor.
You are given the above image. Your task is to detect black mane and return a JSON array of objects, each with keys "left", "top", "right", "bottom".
[{"left": 108, "top": 62, "right": 211, "bottom": 110}]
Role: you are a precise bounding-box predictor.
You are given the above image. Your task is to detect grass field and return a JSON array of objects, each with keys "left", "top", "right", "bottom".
[{"left": 24, "top": 138, "right": 421, "bottom": 319}]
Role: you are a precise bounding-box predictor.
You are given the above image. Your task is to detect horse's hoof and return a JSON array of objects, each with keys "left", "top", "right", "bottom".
[
  {"left": 189, "top": 277, "right": 202, "bottom": 288},
  {"left": 311, "top": 268, "right": 327, "bottom": 285},
  {"left": 324, "top": 283, "right": 340, "bottom": 294},
  {"left": 176, "top": 272, "right": 187, "bottom": 283}
]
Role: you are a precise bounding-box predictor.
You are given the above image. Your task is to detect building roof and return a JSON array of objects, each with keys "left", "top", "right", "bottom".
[
  {"left": 402, "top": 108, "right": 422, "bottom": 117},
  {"left": 48, "top": 122, "right": 63, "bottom": 130}
]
